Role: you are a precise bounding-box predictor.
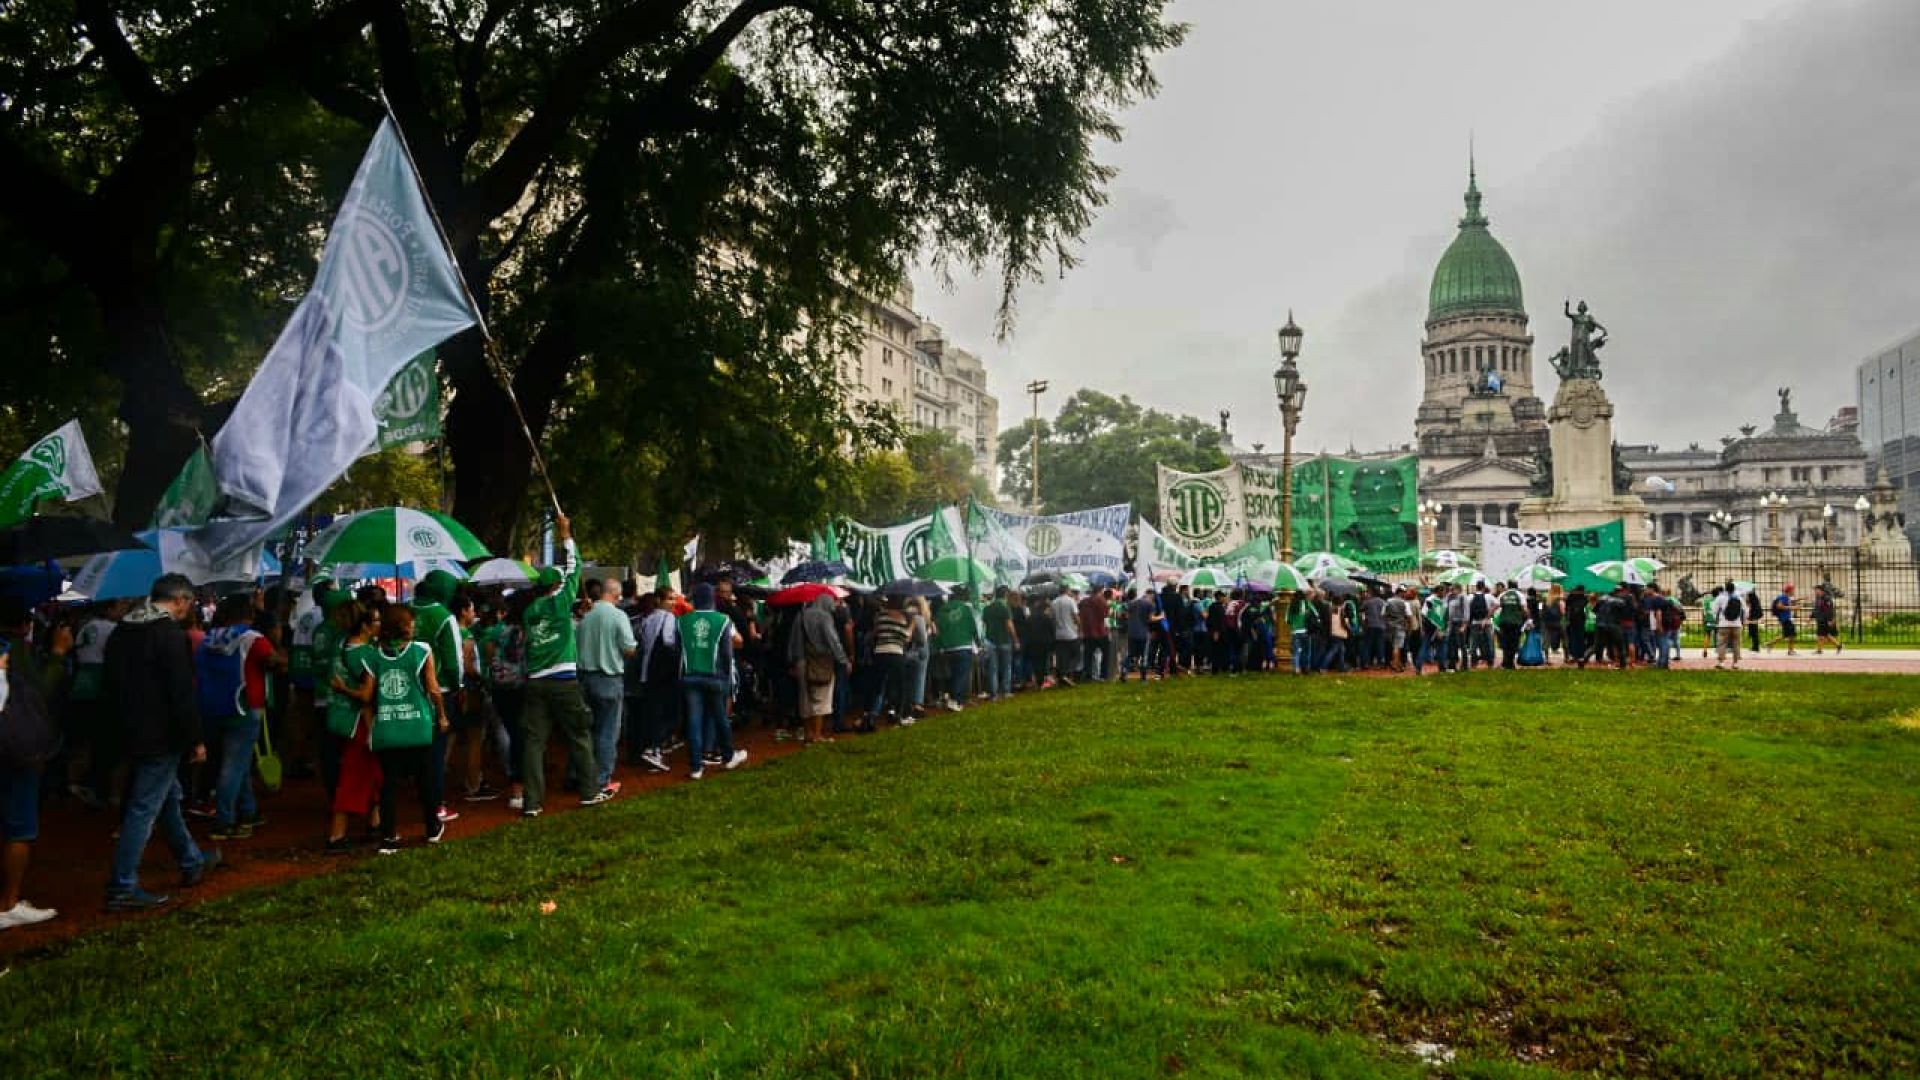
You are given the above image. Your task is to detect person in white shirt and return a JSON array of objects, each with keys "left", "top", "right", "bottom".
[{"left": 1714, "top": 584, "right": 1745, "bottom": 669}]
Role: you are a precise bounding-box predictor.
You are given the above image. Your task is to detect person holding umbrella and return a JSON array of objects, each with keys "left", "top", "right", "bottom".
[{"left": 788, "top": 592, "right": 847, "bottom": 744}]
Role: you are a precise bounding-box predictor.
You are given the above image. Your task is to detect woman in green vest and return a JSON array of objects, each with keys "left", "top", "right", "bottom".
[
  {"left": 323, "top": 597, "right": 381, "bottom": 853},
  {"left": 346, "top": 605, "right": 449, "bottom": 852},
  {"left": 680, "top": 583, "right": 747, "bottom": 778}
]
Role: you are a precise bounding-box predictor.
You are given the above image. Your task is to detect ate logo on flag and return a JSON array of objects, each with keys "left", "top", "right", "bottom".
[
  {"left": 341, "top": 204, "right": 426, "bottom": 334},
  {"left": 27, "top": 435, "right": 64, "bottom": 478}
]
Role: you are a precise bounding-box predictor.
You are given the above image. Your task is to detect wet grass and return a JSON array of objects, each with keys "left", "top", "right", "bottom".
[{"left": 5, "top": 671, "right": 1917, "bottom": 1077}]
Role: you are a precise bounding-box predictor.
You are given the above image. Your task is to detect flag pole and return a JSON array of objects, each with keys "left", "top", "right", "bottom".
[{"left": 375, "top": 89, "right": 564, "bottom": 519}]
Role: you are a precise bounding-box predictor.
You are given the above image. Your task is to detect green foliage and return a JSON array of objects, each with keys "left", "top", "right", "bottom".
[
  {"left": 5, "top": 673, "right": 1918, "bottom": 1077},
  {"left": 313, "top": 446, "right": 443, "bottom": 515},
  {"left": 997, "top": 388, "right": 1227, "bottom": 515},
  {"left": 841, "top": 428, "right": 990, "bottom": 526}
]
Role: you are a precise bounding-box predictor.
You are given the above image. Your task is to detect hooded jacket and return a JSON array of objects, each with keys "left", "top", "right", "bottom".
[{"left": 105, "top": 600, "right": 201, "bottom": 758}]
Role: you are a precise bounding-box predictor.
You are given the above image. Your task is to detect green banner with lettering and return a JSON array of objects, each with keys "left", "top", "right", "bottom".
[
  {"left": 1547, "top": 519, "right": 1626, "bottom": 594},
  {"left": 1289, "top": 455, "right": 1420, "bottom": 573},
  {"left": 374, "top": 349, "right": 441, "bottom": 449}
]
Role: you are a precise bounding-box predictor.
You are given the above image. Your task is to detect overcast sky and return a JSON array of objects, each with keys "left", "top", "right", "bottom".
[{"left": 912, "top": 0, "right": 1920, "bottom": 456}]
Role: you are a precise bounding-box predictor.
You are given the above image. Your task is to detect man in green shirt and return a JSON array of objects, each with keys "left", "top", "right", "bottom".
[
  {"left": 412, "top": 570, "right": 466, "bottom": 819},
  {"left": 933, "top": 589, "right": 983, "bottom": 711},
  {"left": 517, "top": 514, "right": 607, "bottom": 816},
  {"left": 980, "top": 587, "right": 1018, "bottom": 702}
]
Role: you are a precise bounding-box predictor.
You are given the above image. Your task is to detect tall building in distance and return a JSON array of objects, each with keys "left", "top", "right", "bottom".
[
  {"left": 1856, "top": 329, "right": 1920, "bottom": 548},
  {"left": 842, "top": 280, "right": 1001, "bottom": 483}
]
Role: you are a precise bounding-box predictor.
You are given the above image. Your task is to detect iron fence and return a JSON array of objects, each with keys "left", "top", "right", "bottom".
[{"left": 1625, "top": 543, "right": 1920, "bottom": 644}]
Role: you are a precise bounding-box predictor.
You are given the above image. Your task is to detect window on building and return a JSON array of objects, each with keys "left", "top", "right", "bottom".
[
  {"left": 1790, "top": 466, "right": 1811, "bottom": 482},
  {"left": 882, "top": 378, "right": 893, "bottom": 394},
  {"left": 1762, "top": 467, "right": 1781, "bottom": 483},
  {"left": 883, "top": 347, "right": 893, "bottom": 367}
]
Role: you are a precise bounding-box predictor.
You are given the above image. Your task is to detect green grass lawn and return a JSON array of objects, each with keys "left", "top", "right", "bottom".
[{"left": 8, "top": 673, "right": 1919, "bottom": 1078}]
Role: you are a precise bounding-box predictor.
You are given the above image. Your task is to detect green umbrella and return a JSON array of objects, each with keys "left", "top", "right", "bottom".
[
  {"left": 1422, "top": 549, "right": 1476, "bottom": 569},
  {"left": 1294, "top": 551, "right": 1367, "bottom": 579},
  {"left": 1586, "top": 559, "right": 1656, "bottom": 586},
  {"left": 914, "top": 555, "right": 997, "bottom": 586},
  {"left": 1510, "top": 564, "right": 1566, "bottom": 587},
  {"left": 1180, "top": 566, "right": 1237, "bottom": 589},
  {"left": 1437, "top": 567, "right": 1489, "bottom": 589},
  {"left": 1057, "top": 572, "right": 1092, "bottom": 593},
  {"left": 1241, "top": 559, "right": 1312, "bottom": 592},
  {"left": 306, "top": 507, "right": 489, "bottom": 567}
]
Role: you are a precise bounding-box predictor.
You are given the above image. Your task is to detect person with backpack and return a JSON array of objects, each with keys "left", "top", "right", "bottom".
[
  {"left": 1467, "top": 583, "right": 1496, "bottom": 669},
  {"left": 1494, "top": 583, "right": 1527, "bottom": 669},
  {"left": 483, "top": 596, "right": 531, "bottom": 806},
  {"left": 0, "top": 599, "right": 68, "bottom": 930},
  {"left": 196, "top": 594, "right": 283, "bottom": 842},
  {"left": 1763, "top": 583, "right": 1798, "bottom": 655},
  {"left": 105, "top": 574, "right": 221, "bottom": 912},
  {"left": 1812, "top": 583, "right": 1842, "bottom": 654},
  {"left": 629, "top": 590, "right": 680, "bottom": 771},
  {"left": 1650, "top": 585, "right": 1684, "bottom": 669},
  {"left": 1714, "top": 583, "right": 1746, "bottom": 669},
  {"left": 1745, "top": 589, "right": 1764, "bottom": 654}
]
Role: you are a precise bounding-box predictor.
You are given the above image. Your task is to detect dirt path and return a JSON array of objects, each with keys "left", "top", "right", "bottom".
[{"left": 1, "top": 722, "right": 812, "bottom": 959}]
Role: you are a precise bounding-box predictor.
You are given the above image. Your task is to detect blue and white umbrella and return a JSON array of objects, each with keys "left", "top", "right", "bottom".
[{"left": 72, "top": 529, "right": 281, "bottom": 601}]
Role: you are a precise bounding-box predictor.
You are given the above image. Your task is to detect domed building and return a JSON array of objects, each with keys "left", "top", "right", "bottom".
[{"left": 1413, "top": 164, "right": 1551, "bottom": 543}]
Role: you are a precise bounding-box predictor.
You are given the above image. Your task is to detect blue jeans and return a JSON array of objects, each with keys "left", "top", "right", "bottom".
[
  {"left": 581, "top": 673, "right": 625, "bottom": 790},
  {"left": 1654, "top": 630, "right": 1673, "bottom": 668},
  {"left": 682, "top": 676, "right": 732, "bottom": 771},
  {"left": 111, "top": 754, "right": 206, "bottom": 896},
  {"left": 945, "top": 650, "right": 975, "bottom": 703},
  {"left": 988, "top": 643, "right": 1015, "bottom": 698},
  {"left": 213, "top": 710, "right": 261, "bottom": 827},
  {"left": 1290, "top": 630, "right": 1310, "bottom": 673},
  {"left": 907, "top": 651, "right": 930, "bottom": 707}
]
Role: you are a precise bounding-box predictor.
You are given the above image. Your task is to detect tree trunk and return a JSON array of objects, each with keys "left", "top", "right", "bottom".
[{"left": 100, "top": 290, "right": 220, "bottom": 530}]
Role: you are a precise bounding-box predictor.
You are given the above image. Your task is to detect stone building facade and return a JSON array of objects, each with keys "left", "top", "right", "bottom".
[{"left": 841, "top": 281, "right": 1001, "bottom": 483}]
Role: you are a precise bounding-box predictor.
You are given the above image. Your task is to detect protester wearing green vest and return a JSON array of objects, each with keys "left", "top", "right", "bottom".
[
  {"left": 934, "top": 588, "right": 983, "bottom": 710},
  {"left": 323, "top": 596, "right": 381, "bottom": 853},
  {"left": 679, "top": 583, "right": 746, "bottom": 779},
  {"left": 411, "top": 569, "right": 466, "bottom": 822},
  {"left": 342, "top": 605, "right": 448, "bottom": 853},
  {"left": 1495, "top": 584, "right": 1527, "bottom": 670},
  {"left": 517, "top": 514, "right": 608, "bottom": 815}
]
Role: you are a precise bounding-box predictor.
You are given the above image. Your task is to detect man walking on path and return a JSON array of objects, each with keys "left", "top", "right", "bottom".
[
  {"left": 104, "top": 575, "right": 220, "bottom": 911},
  {"left": 577, "top": 578, "right": 636, "bottom": 796},
  {"left": 517, "top": 515, "right": 609, "bottom": 816},
  {"left": 1078, "top": 587, "right": 1110, "bottom": 683}
]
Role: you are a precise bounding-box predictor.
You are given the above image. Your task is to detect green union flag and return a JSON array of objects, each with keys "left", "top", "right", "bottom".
[
  {"left": 150, "top": 445, "right": 219, "bottom": 529},
  {"left": 373, "top": 350, "right": 441, "bottom": 449},
  {"left": 0, "top": 419, "right": 104, "bottom": 528},
  {"left": 1548, "top": 519, "right": 1627, "bottom": 594}
]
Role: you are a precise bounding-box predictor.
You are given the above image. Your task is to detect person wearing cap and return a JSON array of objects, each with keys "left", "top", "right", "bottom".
[
  {"left": 1763, "top": 583, "right": 1798, "bottom": 656},
  {"left": 1812, "top": 582, "right": 1842, "bottom": 655},
  {"left": 412, "top": 569, "right": 469, "bottom": 821},
  {"left": 517, "top": 515, "right": 607, "bottom": 815}
]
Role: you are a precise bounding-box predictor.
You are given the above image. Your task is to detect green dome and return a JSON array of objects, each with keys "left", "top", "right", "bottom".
[{"left": 1427, "top": 170, "right": 1524, "bottom": 321}]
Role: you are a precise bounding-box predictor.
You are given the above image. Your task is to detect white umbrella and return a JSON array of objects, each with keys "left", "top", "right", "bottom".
[
  {"left": 468, "top": 558, "right": 537, "bottom": 586},
  {"left": 1510, "top": 564, "right": 1566, "bottom": 587},
  {"left": 1422, "top": 549, "right": 1475, "bottom": 569}
]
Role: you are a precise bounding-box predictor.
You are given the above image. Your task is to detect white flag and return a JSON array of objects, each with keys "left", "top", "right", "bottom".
[
  {"left": 200, "top": 119, "right": 476, "bottom": 558},
  {"left": 0, "top": 419, "right": 104, "bottom": 528}
]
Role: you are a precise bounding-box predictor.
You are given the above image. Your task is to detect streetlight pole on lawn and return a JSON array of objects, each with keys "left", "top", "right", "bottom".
[
  {"left": 1026, "top": 379, "right": 1049, "bottom": 513},
  {"left": 1273, "top": 312, "right": 1306, "bottom": 562}
]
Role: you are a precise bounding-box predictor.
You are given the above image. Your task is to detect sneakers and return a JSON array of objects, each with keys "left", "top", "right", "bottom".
[
  {"left": 899, "top": 716, "right": 916, "bottom": 727},
  {"left": 702, "top": 752, "right": 724, "bottom": 766},
  {"left": 688, "top": 768, "right": 705, "bottom": 781},
  {"left": 181, "top": 848, "right": 224, "bottom": 887},
  {"left": 507, "top": 793, "right": 525, "bottom": 811},
  {"left": 462, "top": 784, "right": 502, "bottom": 802},
  {"left": 639, "top": 750, "right": 669, "bottom": 773},
  {"left": 725, "top": 749, "right": 749, "bottom": 771},
  {"left": 426, "top": 824, "right": 447, "bottom": 845},
  {"left": 437, "top": 804, "right": 461, "bottom": 823},
  {"left": 208, "top": 823, "right": 252, "bottom": 841},
  {"left": 106, "top": 888, "right": 170, "bottom": 912},
  {"left": 773, "top": 729, "right": 792, "bottom": 742},
  {"left": 378, "top": 836, "right": 403, "bottom": 854},
  {"left": 520, "top": 808, "right": 543, "bottom": 819},
  {"left": 0, "top": 900, "right": 57, "bottom": 929},
  {"left": 324, "top": 836, "right": 354, "bottom": 855},
  {"left": 184, "top": 801, "right": 216, "bottom": 821},
  {"left": 66, "top": 783, "right": 105, "bottom": 810},
  {"left": 580, "top": 788, "right": 614, "bottom": 807},
  {"left": 602, "top": 780, "right": 623, "bottom": 797}
]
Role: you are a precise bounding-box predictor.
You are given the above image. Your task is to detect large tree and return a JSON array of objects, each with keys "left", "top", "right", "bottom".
[
  {"left": 0, "top": 1, "right": 1184, "bottom": 552},
  {"left": 996, "top": 389, "right": 1227, "bottom": 518}
]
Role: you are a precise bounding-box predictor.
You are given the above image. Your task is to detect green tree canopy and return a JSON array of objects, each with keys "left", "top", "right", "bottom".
[
  {"left": 840, "top": 429, "right": 991, "bottom": 527},
  {"left": 997, "top": 389, "right": 1226, "bottom": 518},
  {"left": 0, "top": 0, "right": 1185, "bottom": 553}
]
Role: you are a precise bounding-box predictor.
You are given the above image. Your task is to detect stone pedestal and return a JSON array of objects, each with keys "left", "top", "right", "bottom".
[{"left": 1518, "top": 377, "right": 1645, "bottom": 533}]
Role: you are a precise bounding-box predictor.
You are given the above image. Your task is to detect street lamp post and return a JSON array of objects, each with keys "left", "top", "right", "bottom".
[
  {"left": 1025, "top": 379, "right": 1049, "bottom": 513},
  {"left": 1273, "top": 312, "right": 1306, "bottom": 562},
  {"left": 1418, "top": 499, "right": 1443, "bottom": 552},
  {"left": 1760, "top": 491, "right": 1789, "bottom": 546},
  {"left": 1854, "top": 494, "right": 1873, "bottom": 544},
  {"left": 1821, "top": 503, "right": 1836, "bottom": 544}
]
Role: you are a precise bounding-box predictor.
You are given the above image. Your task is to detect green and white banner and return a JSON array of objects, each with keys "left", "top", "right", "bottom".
[
  {"left": 0, "top": 419, "right": 104, "bottom": 528},
  {"left": 374, "top": 349, "right": 441, "bottom": 449},
  {"left": 150, "top": 445, "right": 219, "bottom": 529},
  {"left": 1546, "top": 519, "right": 1627, "bottom": 595},
  {"left": 836, "top": 506, "right": 970, "bottom": 587},
  {"left": 1135, "top": 518, "right": 1275, "bottom": 583},
  {"left": 1155, "top": 455, "right": 1420, "bottom": 572}
]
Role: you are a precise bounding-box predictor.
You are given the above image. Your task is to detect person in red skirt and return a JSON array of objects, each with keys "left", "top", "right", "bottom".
[{"left": 323, "top": 598, "right": 383, "bottom": 853}]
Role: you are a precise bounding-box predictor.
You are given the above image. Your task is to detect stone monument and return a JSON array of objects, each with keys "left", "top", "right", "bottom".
[{"left": 1518, "top": 300, "right": 1647, "bottom": 534}]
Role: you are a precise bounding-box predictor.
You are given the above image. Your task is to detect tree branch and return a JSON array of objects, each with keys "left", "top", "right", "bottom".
[
  {"left": 464, "top": 0, "right": 697, "bottom": 232},
  {"left": 74, "top": 0, "right": 165, "bottom": 116},
  {"left": 172, "top": 0, "right": 386, "bottom": 121}
]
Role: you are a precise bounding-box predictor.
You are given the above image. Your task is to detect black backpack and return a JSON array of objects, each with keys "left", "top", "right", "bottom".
[
  {"left": 0, "top": 663, "right": 62, "bottom": 768},
  {"left": 1469, "top": 593, "right": 1489, "bottom": 621}
]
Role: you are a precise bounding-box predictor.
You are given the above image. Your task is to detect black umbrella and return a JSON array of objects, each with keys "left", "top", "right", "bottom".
[
  {"left": 879, "top": 578, "right": 944, "bottom": 599},
  {"left": 1350, "top": 573, "right": 1394, "bottom": 592},
  {"left": 0, "top": 516, "right": 144, "bottom": 565},
  {"left": 781, "top": 559, "right": 849, "bottom": 584},
  {"left": 1021, "top": 569, "right": 1062, "bottom": 587},
  {"left": 695, "top": 558, "right": 769, "bottom": 584},
  {"left": 1318, "top": 577, "right": 1363, "bottom": 598}
]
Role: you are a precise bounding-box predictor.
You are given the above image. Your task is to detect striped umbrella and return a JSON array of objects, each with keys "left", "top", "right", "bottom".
[
  {"left": 1586, "top": 559, "right": 1658, "bottom": 587},
  {"left": 1422, "top": 549, "right": 1476, "bottom": 569},
  {"left": 1436, "top": 567, "right": 1490, "bottom": 589},
  {"left": 1180, "top": 566, "right": 1237, "bottom": 589},
  {"left": 305, "top": 507, "right": 488, "bottom": 567},
  {"left": 467, "top": 558, "right": 538, "bottom": 586},
  {"left": 1294, "top": 551, "right": 1368, "bottom": 579},
  {"left": 1239, "top": 559, "right": 1312, "bottom": 593},
  {"left": 1510, "top": 564, "right": 1566, "bottom": 587}
]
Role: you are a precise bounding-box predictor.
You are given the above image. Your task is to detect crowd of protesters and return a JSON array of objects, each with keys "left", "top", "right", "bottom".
[{"left": 0, "top": 514, "right": 1842, "bottom": 930}]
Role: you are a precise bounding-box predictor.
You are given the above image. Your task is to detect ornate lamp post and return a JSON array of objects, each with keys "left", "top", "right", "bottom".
[
  {"left": 1820, "top": 503, "right": 1836, "bottom": 544},
  {"left": 1854, "top": 494, "right": 1873, "bottom": 544},
  {"left": 1707, "top": 509, "right": 1739, "bottom": 542},
  {"left": 1418, "top": 499, "right": 1443, "bottom": 551},
  {"left": 1273, "top": 312, "right": 1307, "bottom": 561},
  {"left": 1760, "top": 491, "right": 1789, "bottom": 546}
]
